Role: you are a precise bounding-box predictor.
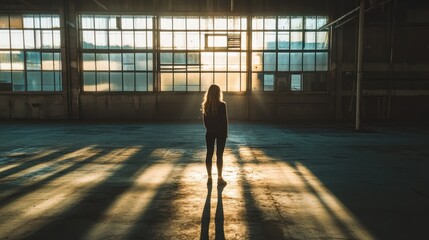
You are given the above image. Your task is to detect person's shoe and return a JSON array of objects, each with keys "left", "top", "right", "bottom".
[
  {"left": 217, "top": 178, "right": 227, "bottom": 186},
  {"left": 207, "top": 177, "right": 213, "bottom": 185}
]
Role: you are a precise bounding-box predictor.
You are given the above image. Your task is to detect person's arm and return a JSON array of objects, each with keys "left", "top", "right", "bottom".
[{"left": 223, "top": 102, "right": 228, "bottom": 136}]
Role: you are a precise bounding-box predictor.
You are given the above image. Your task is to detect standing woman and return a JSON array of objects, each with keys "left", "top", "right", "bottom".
[{"left": 202, "top": 84, "right": 228, "bottom": 185}]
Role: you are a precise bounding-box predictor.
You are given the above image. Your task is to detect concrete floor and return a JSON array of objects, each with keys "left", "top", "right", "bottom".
[{"left": 0, "top": 121, "right": 428, "bottom": 240}]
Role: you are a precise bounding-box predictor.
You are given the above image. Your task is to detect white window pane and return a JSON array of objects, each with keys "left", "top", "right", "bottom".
[
  {"left": 81, "top": 15, "right": 94, "bottom": 29},
  {"left": 305, "top": 16, "right": 317, "bottom": 30},
  {"left": 214, "top": 17, "right": 227, "bottom": 30},
  {"left": 11, "top": 30, "right": 24, "bottom": 49},
  {"left": 291, "top": 17, "right": 303, "bottom": 29},
  {"left": 264, "top": 32, "right": 276, "bottom": 50},
  {"left": 24, "top": 30, "right": 35, "bottom": 49},
  {"left": 121, "top": 16, "right": 134, "bottom": 29},
  {"left": 264, "top": 17, "right": 276, "bottom": 30},
  {"left": 109, "top": 53, "right": 122, "bottom": 70},
  {"left": 173, "top": 17, "right": 186, "bottom": 30},
  {"left": 95, "top": 31, "right": 108, "bottom": 49},
  {"left": 174, "top": 73, "right": 186, "bottom": 91},
  {"left": 96, "top": 53, "right": 109, "bottom": 70},
  {"left": 53, "top": 30, "right": 61, "bottom": 49},
  {"left": 0, "top": 30, "right": 10, "bottom": 48},
  {"left": 41, "top": 30, "right": 53, "bottom": 48},
  {"left": 304, "top": 32, "right": 316, "bottom": 50},
  {"left": 161, "top": 73, "right": 173, "bottom": 91},
  {"left": 122, "top": 31, "right": 134, "bottom": 49},
  {"left": 82, "top": 53, "right": 95, "bottom": 70},
  {"left": 187, "top": 17, "right": 199, "bottom": 30},
  {"left": 109, "top": 31, "right": 121, "bottom": 49},
  {"left": 160, "top": 17, "right": 172, "bottom": 30},
  {"left": 82, "top": 30, "right": 95, "bottom": 49},
  {"left": 11, "top": 51, "right": 24, "bottom": 70}
]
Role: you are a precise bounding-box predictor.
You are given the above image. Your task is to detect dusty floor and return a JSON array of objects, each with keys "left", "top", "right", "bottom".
[{"left": 0, "top": 121, "right": 428, "bottom": 240}]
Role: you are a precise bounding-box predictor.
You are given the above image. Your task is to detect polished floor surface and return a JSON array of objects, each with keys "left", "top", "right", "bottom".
[{"left": 0, "top": 121, "right": 428, "bottom": 240}]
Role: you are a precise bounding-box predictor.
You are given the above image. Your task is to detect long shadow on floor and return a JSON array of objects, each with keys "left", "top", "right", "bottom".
[{"left": 200, "top": 183, "right": 226, "bottom": 240}]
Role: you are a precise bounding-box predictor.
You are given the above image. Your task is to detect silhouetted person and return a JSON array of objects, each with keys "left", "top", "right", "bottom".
[{"left": 201, "top": 84, "right": 228, "bottom": 186}]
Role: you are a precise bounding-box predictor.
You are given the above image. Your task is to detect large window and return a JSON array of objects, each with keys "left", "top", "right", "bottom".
[
  {"left": 80, "top": 15, "right": 154, "bottom": 91},
  {"left": 251, "top": 16, "right": 328, "bottom": 92},
  {"left": 0, "top": 14, "right": 62, "bottom": 92},
  {"left": 159, "top": 16, "right": 247, "bottom": 92}
]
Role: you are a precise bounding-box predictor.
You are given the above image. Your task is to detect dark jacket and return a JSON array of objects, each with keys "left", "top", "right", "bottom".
[{"left": 203, "top": 102, "right": 228, "bottom": 137}]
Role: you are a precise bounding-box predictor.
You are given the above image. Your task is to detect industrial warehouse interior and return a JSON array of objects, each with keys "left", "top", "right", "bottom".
[{"left": 0, "top": 0, "right": 428, "bottom": 239}]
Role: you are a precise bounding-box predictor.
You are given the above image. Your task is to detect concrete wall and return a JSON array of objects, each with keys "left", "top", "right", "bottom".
[{"left": 0, "top": 95, "right": 67, "bottom": 119}]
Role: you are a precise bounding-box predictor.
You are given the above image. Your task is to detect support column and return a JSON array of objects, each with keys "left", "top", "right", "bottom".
[{"left": 356, "top": 0, "right": 365, "bottom": 130}]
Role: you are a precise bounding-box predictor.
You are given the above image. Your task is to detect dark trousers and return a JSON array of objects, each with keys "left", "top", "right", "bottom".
[{"left": 205, "top": 132, "right": 227, "bottom": 176}]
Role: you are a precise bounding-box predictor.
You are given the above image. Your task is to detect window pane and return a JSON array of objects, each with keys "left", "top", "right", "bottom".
[
  {"left": 264, "top": 52, "right": 276, "bottom": 71},
  {"left": 173, "top": 32, "right": 186, "bottom": 49},
  {"left": 26, "top": 52, "right": 41, "bottom": 70},
  {"left": 134, "top": 31, "right": 147, "bottom": 49},
  {"left": 317, "top": 32, "right": 328, "bottom": 49},
  {"left": 214, "top": 52, "right": 227, "bottom": 71},
  {"left": 11, "top": 30, "right": 24, "bottom": 49},
  {"left": 188, "top": 73, "right": 199, "bottom": 91},
  {"left": 123, "top": 53, "right": 134, "bottom": 71},
  {"left": 27, "top": 71, "right": 41, "bottom": 91},
  {"left": 0, "top": 15, "right": 9, "bottom": 28},
  {"left": 278, "top": 32, "right": 289, "bottom": 50},
  {"left": 160, "top": 32, "right": 172, "bottom": 49},
  {"left": 110, "top": 72, "right": 122, "bottom": 91},
  {"left": 188, "top": 52, "right": 199, "bottom": 65},
  {"left": 264, "top": 32, "right": 276, "bottom": 50},
  {"left": 174, "top": 73, "right": 186, "bottom": 91},
  {"left": 136, "top": 53, "right": 148, "bottom": 70},
  {"left": 83, "top": 72, "right": 96, "bottom": 91},
  {"left": 10, "top": 15, "right": 23, "bottom": 29},
  {"left": 123, "top": 72, "right": 134, "bottom": 91},
  {"left": 252, "top": 31, "right": 263, "bottom": 50},
  {"left": 40, "top": 15, "right": 52, "bottom": 28},
  {"left": 304, "top": 32, "right": 316, "bottom": 50},
  {"left": 55, "top": 72, "right": 62, "bottom": 91},
  {"left": 0, "top": 71, "right": 11, "bottom": 83},
  {"left": 0, "top": 30, "right": 10, "bottom": 48},
  {"left": 200, "top": 17, "right": 213, "bottom": 30},
  {"left": 161, "top": 73, "right": 173, "bottom": 91},
  {"left": 278, "top": 52, "right": 289, "bottom": 71},
  {"left": 187, "top": 17, "right": 199, "bottom": 30},
  {"left": 109, "top": 31, "right": 121, "bottom": 49},
  {"left": 291, "top": 17, "right": 303, "bottom": 29},
  {"left": 252, "top": 52, "right": 262, "bottom": 72},
  {"left": 290, "top": 52, "right": 302, "bottom": 71},
  {"left": 214, "top": 72, "right": 226, "bottom": 90},
  {"left": 200, "top": 73, "right": 212, "bottom": 92},
  {"left": 136, "top": 72, "right": 148, "bottom": 91},
  {"left": 82, "top": 15, "right": 94, "bottom": 29},
  {"left": 12, "top": 71, "right": 25, "bottom": 91},
  {"left": 0, "top": 51, "right": 11, "bottom": 70},
  {"left": 96, "top": 72, "right": 109, "bottom": 91},
  {"left": 252, "top": 17, "right": 263, "bottom": 30},
  {"left": 42, "top": 71, "right": 55, "bottom": 91},
  {"left": 201, "top": 52, "right": 213, "bottom": 71},
  {"left": 303, "top": 52, "right": 315, "bottom": 71},
  {"left": 122, "top": 31, "right": 134, "bottom": 49},
  {"left": 160, "top": 17, "right": 172, "bottom": 30},
  {"left": 264, "top": 74, "right": 274, "bottom": 91},
  {"left": 122, "top": 16, "right": 134, "bottom": 29},
  {"left": 290, "top": 32, "right": 302, "bottom": 49},
  {"left": 82, "top": 30, "right": 95, "bottom": 49},
  {"left": 24, "top": 30, "right": 35, "bottom": 49},
  {"left": 109, "top": 53, "right": 122, "bottom": 70},
  {"left": 187, "top": 32, "right": 199, "bottom": 49},
  {"left": 82, "top": 53, "right": 95, "bottom": 70},
  {"left": 317, "top": 16, "right": 328, "bottom": 29},
  {"left": 228, "top": 52, "right": 240, "bottom": 71},
  {"left": 54, "top": 52, "right": 61, "bottom": 70},
  {"left": 11, "top": 51, "right": 24, "bottom": 70},
  {"left": 95, "top": 31, "right": 108, "bottom": 49},
  {"left": 264, "top": 17, "right": 276, "bottom": 30},
  {"left": 305, "top": 16, "right": 317, "bottom": 30},
  {"left": 41, "top": 30, "right": 53, "bottom": 48},
  {"left": 227, "top": 72, "right": 240, "bottom": 92},
  {"left": 22, "top": 15, "right": 33, "bottom": 28},
  {"left": 52, "top": 15, "right": 60, "bottom": 28},
  {"left": 42, "top": 52, "right": 54, "bottom": 70},
  {"left": 214, "top": 17, "right": 227, "bottom": 30},
  {"left": 252, "top": 72, "right": 263, "bottom": 91},
  {"left": 53, "top": 30, "right": 61, "bottom": 48},
  {"left": 134, "top": 17, "right": 146, "bottom": 29},
  {"left": 291, "top": 74, "right": 302, "bottom": 91},
  {"left": 278, "top": 17, "right": 289, "bottom": 30},
  {"left": 96, "top": 53, "right": 108, "bottom": 70},
  {"left": 109, "top": 16, "right": 119, "bottom": 29},
  {"left": 94, "top": 16, "right": 108, "bottom": 29},
  {"left": 174, "top": 52, "right": 186, "bottom": 64},
  {"left": 316, "top": 52, "right": 328, "bottom": 71},
  {"left": 173, "top": 17, "right": 186, "bottom": 30}
]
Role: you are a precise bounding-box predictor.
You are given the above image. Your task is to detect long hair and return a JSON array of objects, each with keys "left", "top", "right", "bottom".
[{"left": 202, "top": 84, "right": 223, "bottom": 116}]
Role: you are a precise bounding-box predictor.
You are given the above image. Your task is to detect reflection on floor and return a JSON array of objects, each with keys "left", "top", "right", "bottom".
[{"left": 0, "top": 122, "right": 428, "bottom": 239}]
